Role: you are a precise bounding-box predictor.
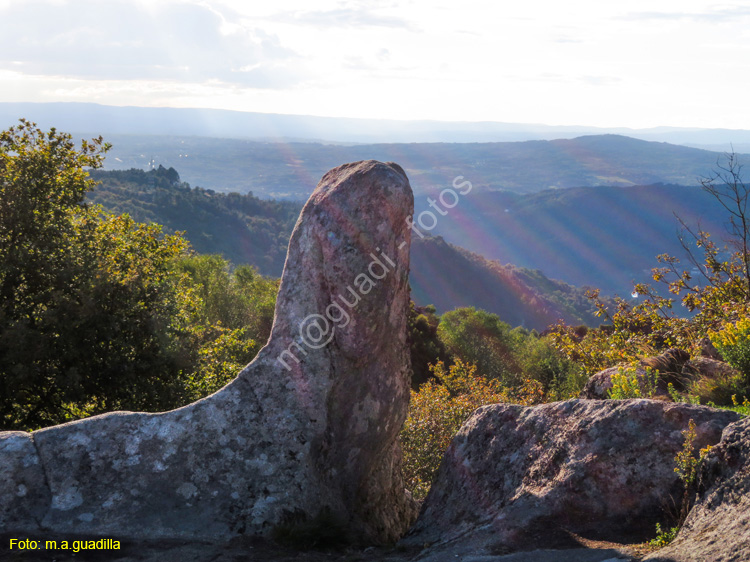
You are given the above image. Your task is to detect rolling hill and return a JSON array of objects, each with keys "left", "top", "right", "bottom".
[
  {"left": 88, "top": 167, "right": 603, "bottom": 329},
  {"left": 89, "top": 164, "right": 739, "bottom": 326},
  {"left": 4, "top": 102, "right": 750, "bottom": 149},
  {"left": 87, "top": 167, "right": 300, "bottom": 275},
  {"left": 410, "top": 236, "right": 602, "bottom": 329},
  {"left": 84, "top": 133, "right": 735, "bottom": 199},
  {"left": 419, "top": 183, "right": 730, "bottom": 294}
]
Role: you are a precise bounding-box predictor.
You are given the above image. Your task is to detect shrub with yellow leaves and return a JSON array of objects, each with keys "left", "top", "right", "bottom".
[
  {"left": 711, "top": 317, "right": 750, "bottom": 385},
  {"left": 400, "top": 358, "right": 509, "bottom": 500}
]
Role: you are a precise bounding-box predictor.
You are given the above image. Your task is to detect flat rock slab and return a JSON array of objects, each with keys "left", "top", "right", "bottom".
[
  {"left": 0, "top": 432, "right": 49, "bottom": 531},
  {"left": 403, "top": 399, "right": 740, "bottom": 556}
]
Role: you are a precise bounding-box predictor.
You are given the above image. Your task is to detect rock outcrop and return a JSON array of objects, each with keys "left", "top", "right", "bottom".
[
  {"left": 403, "top": 399, "right": 739, "bottom": 556},
  {"left": 697, "top": 336, "right": 723, "bottom": 361},
  {"left": 682, "top": 356, "right": 739, "bottom": 383},
  {"left": 580, "top": 365, "right": 642, "bottom": 399},
  {"left": 0, "top": 160, "right": 416, "bottom": 543},
  {"left": 645, "top": 416, "right": 750, "bottom": 561},
  {"left": 0, "top": 432, "right": 50, "bottom": 529},
  {"left": 581, "top": 349, "right": 692, "bottom": 400}
]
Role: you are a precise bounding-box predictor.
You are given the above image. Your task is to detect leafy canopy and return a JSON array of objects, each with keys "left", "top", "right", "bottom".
[{"left": 0, "top": 121, "right": 277, "bottom": 430}]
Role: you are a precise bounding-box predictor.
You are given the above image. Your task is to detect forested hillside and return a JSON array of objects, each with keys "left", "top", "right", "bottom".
[
  {"left": 90, "top": 168, "right": 604, "bottom": 330},
  {"left": 411, "top": 236, "right": 602, "bottom": 329},
  {"left": 421, "top": 182, "right": 730, "bottom": 293},
  {"left": 88, "top": 167, "right": 300, "bottom": 276}
]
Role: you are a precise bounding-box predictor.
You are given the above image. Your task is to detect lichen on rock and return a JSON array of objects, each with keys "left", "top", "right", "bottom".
[
  {"left": 0, "top": 160, "right": 416, "bottom": 543},
  {"left": 403, "top": 399, "right": 739, "bottom": 556},
  {"left": 645, "top": 415, "right": 750, "bottom": 561}
]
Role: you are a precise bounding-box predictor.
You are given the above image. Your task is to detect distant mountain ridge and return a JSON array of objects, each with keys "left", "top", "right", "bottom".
[
  {"left": 3, "top": 102, "right": 750, "bottom": 149},
  {"left": 2, "top": 104, "right": 741, "bottom": 199},
  {"left": 71, "top": 132, "right": 740, "bottom": 199},
  {"left": 89, "top": 168, "right": 603, "bottom": 330},
  {"left": 420, "top": 183, "right": 731, "bottom": 294}
]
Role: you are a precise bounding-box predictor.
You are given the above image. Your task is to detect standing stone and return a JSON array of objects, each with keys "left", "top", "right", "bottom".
[{"left": 0, "top": 160, "right": 416, "bottom": 543}]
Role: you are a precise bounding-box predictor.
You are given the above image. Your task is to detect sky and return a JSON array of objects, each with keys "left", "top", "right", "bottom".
[{"left": 1, "top": 0, "right": 749, "bottom": 129}]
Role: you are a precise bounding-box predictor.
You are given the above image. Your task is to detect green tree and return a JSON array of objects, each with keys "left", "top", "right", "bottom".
[
  {"left": 176, "top": 254, "right": 279, "bottom": 399},
  {"left": 0, "top": 206, "right": 197, "bottom": 428},
  {"left": 177, "top": 254, "right": 277, "bottom": 338},
  {"left": 0, "top": 121, "right": 115, "bottom": 427},
  {"left": 0, "top": 119, "right": 108, "bottom": 314},
  {"left": 407, "top": 303, "right": 448, "bottom": 388},
  {"left": 514, "top": 331, "right": 580, "bottom": 398},
  {"left": 437, "top": 307, "right": 522, "bottom": 386},
  {"left": 0, "top": 121, "right": 286, "bottom": 430}
]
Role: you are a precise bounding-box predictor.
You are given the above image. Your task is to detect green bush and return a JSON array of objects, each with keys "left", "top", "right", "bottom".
[
  {"left": 648, "top": 522, "right": 678, "bottom": 547},
  {"left": 608, "top": 366, "right": 659, "bottom": 399},
  {"left": 729, "top": 394, "right": 750, "bottom": 416},
  {"left": 437, "top": 307, "right": 522, "bottom": 386},
  {"left": 687, "top": 370, "right": 748, "bottom": 406},
  {"left": 515, "top": 332, "right": 580, "bottom": 398},
  {"left": 674, "top": 419, "right": 712, "bottom": 524},
  {"left": 408, "top": 303, "right": 448, "bottom": 388},
  {"left": 712, "top": 316, "right": 750, "bottom": 384},
  {"left": 0, "top": 121, "right": 279, "bottom": 430},
  {"left": 400, "top": 359, "right": 508, "bottom": 500}
]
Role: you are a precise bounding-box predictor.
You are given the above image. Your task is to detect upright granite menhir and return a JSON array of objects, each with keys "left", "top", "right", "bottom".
[{"left": 0, "top": 160, "right": 417, "bottom": 543}]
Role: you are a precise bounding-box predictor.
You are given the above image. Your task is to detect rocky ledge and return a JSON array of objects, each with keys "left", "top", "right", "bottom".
[{"left": 403, "top": 399, "right": 739, "bottom": 557}]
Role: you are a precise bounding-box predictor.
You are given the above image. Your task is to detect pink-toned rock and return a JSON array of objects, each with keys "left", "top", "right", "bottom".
[
  {"left": 403, "top": 399, "right": 739, "bottom": 555},
  {"left": 0, "top": 160, "right": 416, "bottom": 543},
  {"left": 682, "top": 356, "right": 739, "bottom": 382},
  {"left": 645, "top": 416, "right": 750, "bottom": 561},
  {"left": 581, "top": 349, "right": 691, "bottom": 400},
  {"left": 580, "top": 365, "right": 635, "bottom": 399}
]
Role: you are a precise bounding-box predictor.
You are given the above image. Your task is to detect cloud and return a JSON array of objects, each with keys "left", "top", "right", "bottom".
[
  {"left": 522, "top": 73, "right": 620, "bottom": 87},
  {"left": 0, "top": 0, "right": 305, "bottom": 88},
  {"left": 577, "top": 75, "right": 621, "bottom": 86},
  {"left": 271, "top": 7, "right": 416, "bottom": 30},
  {"left": 622, "top": 6, "right": 750, "bottom": 23}
]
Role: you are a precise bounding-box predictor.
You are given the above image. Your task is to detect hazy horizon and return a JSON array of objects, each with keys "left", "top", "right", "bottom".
[
  {"left": 6, "top": 101, "right": 750, "bottom": 152},
  {"left": 2, "top": 1, "right": 750, "bottom": 130}
]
